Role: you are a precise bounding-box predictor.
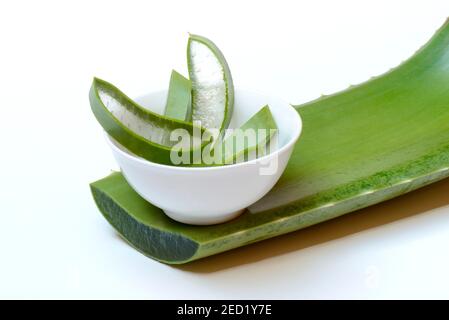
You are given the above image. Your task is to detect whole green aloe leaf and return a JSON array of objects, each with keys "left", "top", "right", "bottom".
[{"left": 91, "top": 20, "right": 449, "bottom": 264}]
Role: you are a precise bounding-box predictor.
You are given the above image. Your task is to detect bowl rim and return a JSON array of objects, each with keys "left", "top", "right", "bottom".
[{"left": 105, "top": 88, "right": 302, "bottom": 172}]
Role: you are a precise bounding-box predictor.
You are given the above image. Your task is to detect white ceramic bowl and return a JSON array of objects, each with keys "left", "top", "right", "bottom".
[{"left": 106, "top": 89, "right": 302, "bottom": 225}]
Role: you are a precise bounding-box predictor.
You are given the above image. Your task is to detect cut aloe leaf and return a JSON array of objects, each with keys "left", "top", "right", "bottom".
[
  {"left": 187, "top": 34, "right": 234, "bottom": 137},
  {"left": 215, "top": 105, "right": 278, "bottom": 164},
  {"left": 164, "top": 70, "right": 192, "bottom": 121},
  {"left": 89, "top": 77, "right": 205, "bottom": 166},
  {"left": 91, "top": 20, "right": 449, "bottom": 264}
]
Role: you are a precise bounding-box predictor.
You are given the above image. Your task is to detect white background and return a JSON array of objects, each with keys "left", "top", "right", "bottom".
[{"left": 1, "top": 0, "right": 449, "bottom": 299}]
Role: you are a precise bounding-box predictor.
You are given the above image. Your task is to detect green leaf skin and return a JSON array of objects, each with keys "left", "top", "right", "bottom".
[
  {"left": 89, "top": 77, "right": 206, "bottom": 166},
  {"left": 187, "top": 34, "right": 234, "bottom": 136},
  {"left": 216, "top": 105, "right": 278, "bottom": 164},
  {"left": 91, "top": 20, "right": 449, "bottom": 264},
  {"left": 164, "top": 70, "right": 192, "bottom": 121}
]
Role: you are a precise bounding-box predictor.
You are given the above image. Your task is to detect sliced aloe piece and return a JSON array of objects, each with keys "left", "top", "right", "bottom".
[
  {"left": 215, "top": 105, "right": 278, "bottom": 164},
  {"left": 91, "top": 20, "right": 449, "bottom": 264},
  {"left": 187, "top": 34, "right": 234, "bottom": 137},
  {"left": 89, "top": 77, "right": 205, "bottom": 166},
  {"left": 164, "top": 70, "right": 192, "bottom": 121}
]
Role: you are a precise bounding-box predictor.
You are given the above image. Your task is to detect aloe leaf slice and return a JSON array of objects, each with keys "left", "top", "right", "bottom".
[
  {"left": 187, "top": 34, "right": 234, "bottom": 137},
  {"left": 215, "top": 105, "right": 278, "bottom": 164},
  {"left": 89, "top": 77, "right": 205, "bottom": 165},
  {"left": 91, "top": 20, "right": 449, "bottom": 264},
  {"left": 164, "top": 70, "right": 192, "bottom": 121}
]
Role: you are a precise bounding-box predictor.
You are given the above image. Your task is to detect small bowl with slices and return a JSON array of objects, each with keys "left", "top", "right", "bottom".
[{"left": 90, "top": 34, "right": 302, "bottom": 225}]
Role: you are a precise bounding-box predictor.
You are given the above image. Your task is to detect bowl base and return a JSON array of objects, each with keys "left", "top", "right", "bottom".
[{"left": 163, "top": 209, "right": 245, "bottom": 225}]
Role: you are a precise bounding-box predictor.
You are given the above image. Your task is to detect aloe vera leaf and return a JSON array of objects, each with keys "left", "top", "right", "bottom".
[
  {"left": 89, "top": 77, "right": 206, "bottom": 166},
  {"left": 91, "top": 20, "right": 449, "bottom": 264},
  {"left": 187, "top": 34, "right": 234, "bottom": 136},
  {"left": 164, "top": 70, "right": 192, "bottom": 121},
  {"left": 215, "top": 105, "right": 278, "bottom": 164}
]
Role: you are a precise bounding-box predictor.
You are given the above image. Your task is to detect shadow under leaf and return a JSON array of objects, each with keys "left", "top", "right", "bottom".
[{"left": 174, "top": 177, "right": 449, "bottom": 273}]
